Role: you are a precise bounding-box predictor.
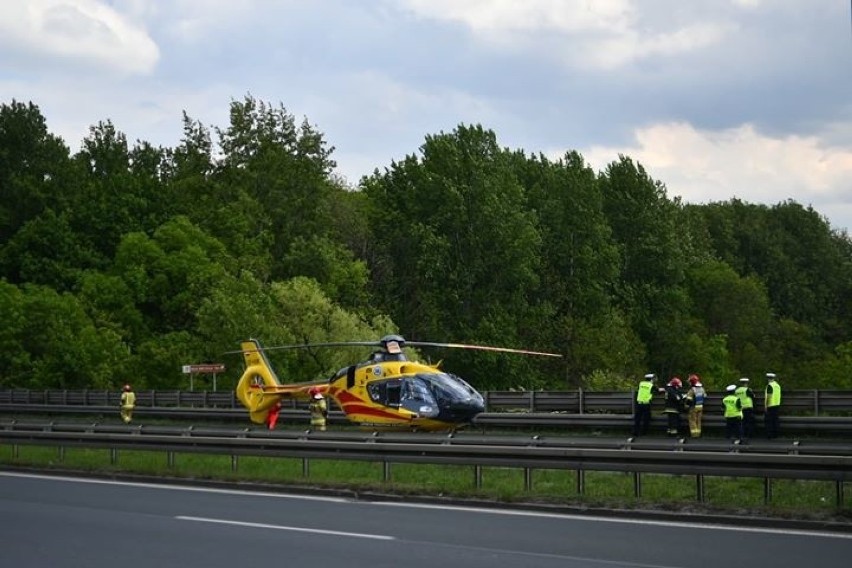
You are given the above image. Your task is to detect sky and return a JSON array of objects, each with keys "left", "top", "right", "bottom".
[{"left": 1, "top": 0, "right": 851, "bottom": 233}]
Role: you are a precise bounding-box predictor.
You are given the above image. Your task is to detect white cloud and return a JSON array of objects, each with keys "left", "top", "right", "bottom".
[
  {"left": 402, "top": 0, "right": 634, "bottom": 34},
  {"left": 400, "top": 0, "right": 732, "bottom": 69},
  {"left": 578, "top": 122, "right": 852, "bottom": 231},
  {"left": 0, "top": 0, "right": 159, "bottom": 74}
]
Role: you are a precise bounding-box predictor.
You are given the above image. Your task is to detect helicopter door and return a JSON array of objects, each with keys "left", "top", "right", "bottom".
[{"left": 385, "top": 380, "right": 401, "bottom": 406}]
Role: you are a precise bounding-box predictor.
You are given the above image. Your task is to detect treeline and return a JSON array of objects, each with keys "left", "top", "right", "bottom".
[{"left": 1, "top": 97, "right": 850, "bottom": 393}]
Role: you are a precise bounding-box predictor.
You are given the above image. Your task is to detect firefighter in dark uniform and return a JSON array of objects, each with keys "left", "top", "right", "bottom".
[{"left": 663, "top": 377, "right": 684, "bottom": 437}]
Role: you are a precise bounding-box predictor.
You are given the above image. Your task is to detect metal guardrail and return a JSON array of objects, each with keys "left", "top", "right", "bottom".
[
  {"left": 2, "top": 403, "right": 851, "bottom": 436},
  {"left": 1, "top": 421, "right": 849, "bottom": 506},
  {"left": 3, "top": 388, "right": 852, "bottom": 415}
]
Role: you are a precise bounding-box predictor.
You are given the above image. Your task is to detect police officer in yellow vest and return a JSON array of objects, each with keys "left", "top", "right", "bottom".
[
  {"left": 120, "top": 384, "right": 136, "bottom": 424},
  {"left": 764, "top": 372, "right": 781, "bottom": 439},
  {"left": 722, "top": 384, "right": 743, "bottom": 443},
  {"left": 308, "top": 387, "right": 328, "bottom": 431},
  {"left": 632, "top": 373, "right": 656, "bottom": 437}
]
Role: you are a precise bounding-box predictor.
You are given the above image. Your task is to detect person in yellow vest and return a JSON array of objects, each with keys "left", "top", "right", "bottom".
[
  {"left": 632, "top": 373, "right": 656, "bottom": 437},
  {"left": 722, "top": 384, "right": 743, "bottom": 443},
  {"left": 684, "top": 374, "right": 706, "bottom": 438},
  {"left": 764, "top": 372, "right": 782, "bottom": 439},
  {"left": 120, "top": 384, "right": 136, "bottom": 424},
  {"left": 308, "top": 387, "right": 328, "bottom": 431},
  {"left": 735, "top": 377, "right": 756, "bottom": 439}
]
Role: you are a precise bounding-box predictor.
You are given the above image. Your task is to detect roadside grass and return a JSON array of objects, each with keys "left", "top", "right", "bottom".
[{"left": 1, "top": 444, "right": 849, "bottom": 518}]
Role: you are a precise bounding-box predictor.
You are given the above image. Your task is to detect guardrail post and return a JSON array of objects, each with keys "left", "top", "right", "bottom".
[
  {"left": 58, "top": 446, "right": 65, "bottom": 463},
  {"left": 302, "top": 458, "right": 310, "bottom": 477},
  {"left": 814, "top": 389, "right": 819, "bottom": 416},
  {"left": 484, "top": 391, "right": 491, "bottom": 412},
  {"left": 167, "top": 451, "right": 175, "bottom": 469},
  {"left": 530, "top": 391, "right": 536, "bottom": 412},
  {"left": 383, "top": 461, "right": 392, "bottom": 482},
  {"left": 763, "top": 478, "right": 772, "bottom": 505},
  {"left": 633, "top": 472, "right": 641, "bottom": 498},
  {"left": 110, "top": 448, "right": 118, "bottom": 465},
  {"left": 231, "top": 455, "right": 239, "bottom": 472},
  {"left": 837, "top": 481, "right": 844, "bottom": 508},
  {"left": 696, "top": 475, "right": 705, "bottom": 503},
  {"left": 524, "top": 468, "right": 532, "bottom": 491},
  {"left": 474, "top": 465, "right": 482, "bottom": 489},
  {"left": 13, "top": 444, "right": 19, "bottom": 458},
  {"left": 576, "top": 469, "right": 585, "bottom": 495},
  {"left": 579, "top": 388, "right": 585, "bottom": 414}
]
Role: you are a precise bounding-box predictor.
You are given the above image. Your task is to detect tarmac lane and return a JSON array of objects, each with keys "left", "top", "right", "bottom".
[{"left": 1, "top": 470, "right": 850, "bottom": 568}]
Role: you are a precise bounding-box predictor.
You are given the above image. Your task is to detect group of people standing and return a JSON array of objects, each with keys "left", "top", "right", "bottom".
[{"left": 632, "top": 372, "right": 782, "bottom": 441}]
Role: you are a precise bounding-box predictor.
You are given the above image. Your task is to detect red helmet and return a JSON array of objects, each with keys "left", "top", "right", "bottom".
[
  {"left": 688, "top": 374, "right": 700, "bottom": 386},
  {"left": 308, "top": 387, "right": 323, "bottom": 399},
  {"left": 668, "top": 377, "right": 682, "bottom": 388}
]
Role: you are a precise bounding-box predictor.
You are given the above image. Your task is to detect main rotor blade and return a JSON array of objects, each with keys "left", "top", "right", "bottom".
[
  {"left": 406, "top": 341, "right": 563, "bottom": 358},
  {"left": 255, "top": 341, "right": 381, "bottom": 352},
  {"left": 224, "top": 340, "right": 381, "bottom": 355}
]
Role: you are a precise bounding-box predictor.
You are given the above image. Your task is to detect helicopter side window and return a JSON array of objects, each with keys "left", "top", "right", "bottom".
[
  {"left": 367, "top": 381, "right": 385, "bottom": 402},
  {"left": 402, "top": 378, "right": 433, "bottom": 403}
]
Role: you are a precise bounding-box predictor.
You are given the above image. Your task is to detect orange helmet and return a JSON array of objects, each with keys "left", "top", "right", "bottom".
[
  {"left": 668, "top": 377, "right": 682, "bottom": 388},
  {"left": 123, "top": 384, "right": 132, "bottom": 391},
  {"left": 688, "top": 374, "right": 700, "bottom": 386}
]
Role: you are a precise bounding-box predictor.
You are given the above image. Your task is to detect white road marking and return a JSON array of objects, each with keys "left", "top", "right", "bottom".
[
  {"left": 175, "top": 515, "right": 395, "bottom": 540},
  {"left": 371, "top": 501, "right": 852, "bottom": 540},
  {"left": 4, "top": 470, "right": 849, "bottom": 541},
  {"left": 0, "top": 471, "right": 347, "bottom": 503}
]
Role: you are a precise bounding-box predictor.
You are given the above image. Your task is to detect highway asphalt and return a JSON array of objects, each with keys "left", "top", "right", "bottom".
[{"left": 1, "top": 470, "right": 851, "bottom": 568}]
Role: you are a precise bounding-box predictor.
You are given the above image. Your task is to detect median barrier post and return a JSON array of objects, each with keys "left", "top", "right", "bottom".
[{"left": 696, "top": 475, "right": 705, "bottom": 503}]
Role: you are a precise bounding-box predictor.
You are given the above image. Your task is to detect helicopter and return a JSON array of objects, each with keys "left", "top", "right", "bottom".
[{"left": 234, "top": 334, "right": 562, "bottom": 431}]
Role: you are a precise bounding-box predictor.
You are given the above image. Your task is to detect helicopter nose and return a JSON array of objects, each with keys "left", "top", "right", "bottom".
[{"left": 448, "top": 398, "right": 485, "bottom": 421}]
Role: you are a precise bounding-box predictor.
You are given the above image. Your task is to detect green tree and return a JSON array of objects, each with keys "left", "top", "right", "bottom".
[
  {"left": 0, "top": 100, "right": 73, "bottom": 243},
  {"left": 8, "top": 283, "right": 126, "bottom": 388},
  {"left": 363, "top": 125, "right": 546, "bottom": 388},
  {"left": 598, "top": 156, "right": 691, "bottom": 374},
  {"left": 215, "top": 95, "right": 337, "bottom": 280}
]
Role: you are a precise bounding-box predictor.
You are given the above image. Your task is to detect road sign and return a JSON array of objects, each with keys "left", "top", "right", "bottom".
[{"left": 182, "top": 364, "right": 225, "bottom": 374}]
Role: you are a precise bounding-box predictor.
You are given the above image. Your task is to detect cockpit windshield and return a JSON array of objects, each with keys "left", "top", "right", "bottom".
[{"left": 418, "top": 372, "right": 482, "bottom": 404}]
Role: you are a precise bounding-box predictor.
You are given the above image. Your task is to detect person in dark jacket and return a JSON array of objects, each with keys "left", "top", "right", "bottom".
[
  {"left": 663, "top": 377, "right": 684, "bottom": 436},
  {"left": 735, "top": 377, "right": 756, "bottom": 439}
]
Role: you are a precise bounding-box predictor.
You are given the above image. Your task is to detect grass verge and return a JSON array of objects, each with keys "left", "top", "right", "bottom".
[{"left": 1, "top": 443, "right": 850, "bottom": 524}]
